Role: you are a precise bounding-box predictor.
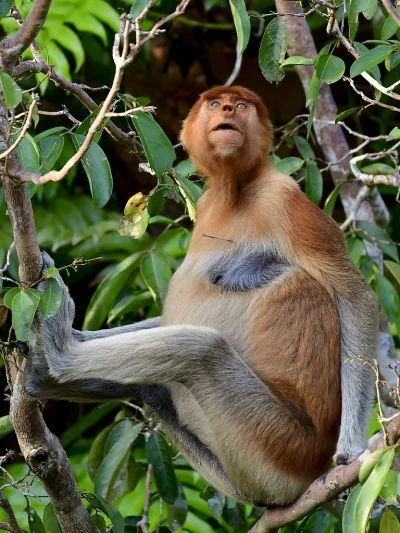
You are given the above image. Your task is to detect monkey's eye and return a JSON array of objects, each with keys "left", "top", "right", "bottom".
[
  {"left": 209, "top": 101, "right": 221, "bottom": 109},
  {"left": 236, "top": 102, "right": 248, "bottom": 109}
]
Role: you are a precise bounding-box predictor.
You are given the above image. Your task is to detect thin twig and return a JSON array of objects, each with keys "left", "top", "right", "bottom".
[
  {"left": 0, "top": 96, "right": 38, "bottom": 161},
  {"left": 225, "top": 41, "right": 243, "bottom": 87},
  {"left": 0, "top": 242, "right": 15, "bottom": 274}
]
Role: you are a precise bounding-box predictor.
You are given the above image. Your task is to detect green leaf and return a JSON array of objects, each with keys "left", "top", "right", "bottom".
[
  {"left": 0, "top": 71, "right": 22, "bottom": 109},
  {"left": 0, "top": 0, "right": 13, "bottom": 18},
  {"left": 0, "top": 414, "right": 13, "bottom": 439},
  {"left": 146, "top": 431, "right": 178, "bottom": 505},
  {"left": 25, "top": 506, "right": 46, "bottom": 533},
  {"left": 35, "top": 127, "right": 67, "bottom": 143},
  {"left": 354, "top": 42, "right": 382, "bottom": 81},
  {"left": 84, "top": 494, "right": 124, "bottom": 533},
  {"left": 350, "top": 45, "right": 393, "bottom": 77},
  {"left": 294, "top": 136, "right": 315, "bottom": 160},
  {"left": 381, "top": 9, "right": 400, "bottom": 40},
  {"left": 132, "top": 111, "right": 176, "bottom": 177},
  {"left": 347, "top": 237, "right": 365, "bottom": 266},
  {"left": 275, "top": 157, "right": 304, "bottom": 175},
  {"left": 48, "top": 23, "right": 85, "bottom": 72},
  {"left": 16, "top": 133, "right": 40, "bottom": 173},
  {"left": 43, "top": 504, "right": 62, "bottom": 533},
  {"left": 4, "top": 287, "right": 21, "bottom": 309},
  {"left": 88, "top": 423, "right": 116, "bottom": 481},
  {"left": 70, "top": 11, "right": 107, "bottom": 44},
  {"left": 304, "top": 509, "right": 334, "bottom": 533},
  {"left": 281, "top": 55, "right": 314, "bottom": 66},
  {"left": 229, "top": 0, "right": 250, "bottom": 53},
  {"left": 362, "top": 163, "right": 396, "bottom": 174},
  {"left": 375, "top": 274, "right": 399, "bottom": 324},
  {"left": 379, "top": 470, "right": 398, "bottom": 505},
  {"left": 315, "top": 54, "right": 345, "bottom": 84},
  {"left": 147, "top": 189, "right": 166, "bottom": 217},
  {"left": 388, "top": 127, "right": 400, "bottom": 140},
  {"left": 45, "top": 267, "right": 59, "bottom": 279},
  {"left": 84, "top": 252, "right": 142, "bottom": 330},
  {"left": 119, "top": 208, "right": 149, "bottom": 239},
  {"left": 175, "top": 175, "right": 203, "bottom": 222},
  {"left": 91, "top": 514, "right": 107, "bottom": 533},
  {"left": 39, "top": 135, "right": 64, "bottom": 173},
  {"left": 380, "top": 509, "right": 400, "bottom": 533},
  {"left": 76, "top": 104, "right": 109, "bottom": 143},
  {"left": 12, "top": 291, "right": 39, "bottom": 341},
  {"left": 342, "top": 484, "right": 362, "bottom": 533},
  {"left": 175, "top": 158, "right": 197, "bottom": 178},
  {"left": 359, "top": 446, "right": 396, "bottom": 483},
  {"left": 94, "top": 420, "right": 142, "bottom": 500},
  {"left": 85, "top": 0, "right": 120, "bottom": 32},
  {"left": 39, "top": 277, "right": 62, "bottom": 318},
  {"left": 168, "top": 483, "right": 188, "bottom": 531},
  {"left": 130, "top": 0, "right": 151, "bottom": 20},
  {"left": 306, "top": 71, "right": 321, "bottom": 136},
  {"left": 71, "top": 133, "right": 113, "bottom": 209},
  {"left": 108, "top": 291, "right": 152, "bottom": 323},
  {"left": 335, "top": 107, "right": 361, "bottom": 123},
  {"left": 355, "top": 449, "right": 395, "bottom": 533},
  {"left": 305, "top": 161, "right": 323, "bottom": 204},
  {"left": 349, "top": 0, "right": 378, "bottom": 39},
  {"left": 324, "top": 182, "right": 344, "bottom": 215},
  {"left": 259, "top": 18, "right": 288, "bottom": 83},
  {"left": 356, "top": 220, "right": 399, "bottom": 261},
  {"left": 140, "top": 252, "right": 172, "bottom": 307},
  {"left": 384, "top": 260, "right": 400, "bottom": 285}
]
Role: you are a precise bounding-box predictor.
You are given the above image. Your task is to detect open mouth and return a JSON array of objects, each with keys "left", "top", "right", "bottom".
[{"left": 212, "top": 123, "right": 241, "bottom": 132}]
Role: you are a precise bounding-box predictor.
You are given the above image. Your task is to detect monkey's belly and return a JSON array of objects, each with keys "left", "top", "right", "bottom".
[{"left": 163, "top": 275, "right": 257, "bottom": 356}]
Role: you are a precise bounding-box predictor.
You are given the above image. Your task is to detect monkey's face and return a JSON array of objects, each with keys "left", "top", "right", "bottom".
[{"left": 180, "top": 86, "right": 271, "bottom": 177}]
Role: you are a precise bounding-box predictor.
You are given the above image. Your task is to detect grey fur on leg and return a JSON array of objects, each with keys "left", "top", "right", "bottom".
[{"left": 334, "top": 291, "right": 379, "bottom": 463}]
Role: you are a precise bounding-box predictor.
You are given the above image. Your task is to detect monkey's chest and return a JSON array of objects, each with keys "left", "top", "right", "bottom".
[{"left": 162, "top": 261, "right": 256, "bottom": 356}]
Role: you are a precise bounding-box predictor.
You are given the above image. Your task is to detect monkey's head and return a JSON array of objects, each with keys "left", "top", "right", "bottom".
[{"left": 180, "top": 86, "right": 272, "bottom": 178}]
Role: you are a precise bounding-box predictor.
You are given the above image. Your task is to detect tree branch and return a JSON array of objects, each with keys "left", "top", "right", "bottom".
[
  {"left": 248, "top": 415, "right": 400, "bottom": 533},
  {"left": 380, "top": 0, "right": 400, "bottom": 27},
  {"left": 0, "top": 0, "right": 52, "bottom": 70},
  {"left": 0, "top": 490, "right": 25, "bottom": 533}
]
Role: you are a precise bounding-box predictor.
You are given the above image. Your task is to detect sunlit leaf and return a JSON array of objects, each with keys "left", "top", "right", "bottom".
[
  {"left": 229, "top": 0, "right": 250, "bottom": 53},
  {"left": 388, "top": 127, "right": 400, "bottom": 140},
  {"left": 343, "top": 484, "right": 362, "bottom": 533},
  {"left": 355, "top": 449, "right": 395, "bottom": 533},
  {"left": 0, "top": 414, "right": 13, "bottom": 439},
  {"left": 384, "top": 260, "right": 400, "bottom": 285},
  {"left": 324, "top": 182, "right": 344, "bottom": 215},
  {"left": 350, "top": 45, "right": 393, "bottom": 77}
]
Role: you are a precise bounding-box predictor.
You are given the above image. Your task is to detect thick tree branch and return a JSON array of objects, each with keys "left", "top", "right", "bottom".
[
  {"left": 0, "top": 0, "right": 52, "bottom": 70},
  {"left": 248, "top": 416, "right": 400, "bottom": 533}
]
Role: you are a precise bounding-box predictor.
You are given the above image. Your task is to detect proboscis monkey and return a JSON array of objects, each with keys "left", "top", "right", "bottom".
[{"left": 25, "top": 86, "right": 378, "bottom": 506}]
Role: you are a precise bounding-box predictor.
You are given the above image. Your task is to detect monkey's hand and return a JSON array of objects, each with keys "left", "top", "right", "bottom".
[{"left": 24, "top": 252, "right": 76, "bottom": 399}]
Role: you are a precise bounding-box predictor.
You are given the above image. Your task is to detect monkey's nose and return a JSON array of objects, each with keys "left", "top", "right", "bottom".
[{"left": 222, "top": 104, "right": 234, "bottom": 113}]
